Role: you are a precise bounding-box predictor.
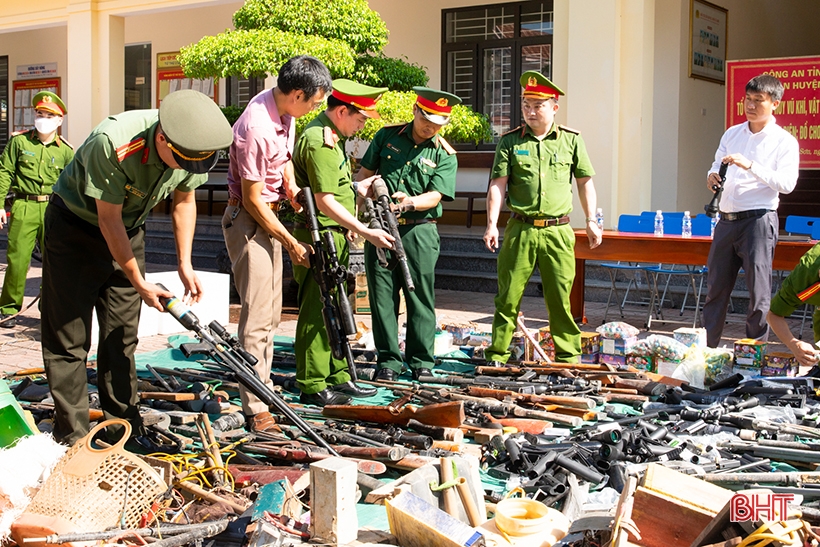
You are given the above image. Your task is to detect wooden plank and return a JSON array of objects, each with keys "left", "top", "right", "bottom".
[
  {"left": 642, "top": 463, "right": 733, "bottom": 515},
  {"left": 631, "top": 486, "right": 715, "bottom": 547}
]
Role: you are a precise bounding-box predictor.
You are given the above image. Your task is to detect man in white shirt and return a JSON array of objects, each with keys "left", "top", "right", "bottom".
[{"left": 702, "top": 74, "right": 799, "bottom": 347}]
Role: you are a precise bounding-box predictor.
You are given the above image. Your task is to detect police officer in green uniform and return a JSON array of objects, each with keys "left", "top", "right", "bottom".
[
  {"left": 768, "top": 243, "right": 820, "bottom": 367},
  {"left": 0, "top": 91, "right": 73, "bottom": 327},
  {"left": 484, "top": 71, "right": 602, "bottom": 364},
  {"left": 41, "top": 90, "right": 233, "bottom": 445},
  {"left": 355, "top": 87, "right": 460, "bottom": 381},
  {"left": 292, "top": 79, "right": 395, "bottom": 407}
]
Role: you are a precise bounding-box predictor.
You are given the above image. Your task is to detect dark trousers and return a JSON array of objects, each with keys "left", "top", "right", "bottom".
[
  {"left": 41, "top": 203, "right": 145, "bottom": 445},
  {"left": 702, "top": 211, "right": 778, "bottom": 347}
]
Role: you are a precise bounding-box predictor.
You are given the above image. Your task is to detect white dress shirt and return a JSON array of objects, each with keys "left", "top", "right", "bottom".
[{"left": 708, "top": 118, "right": 799, "bottom": 213}]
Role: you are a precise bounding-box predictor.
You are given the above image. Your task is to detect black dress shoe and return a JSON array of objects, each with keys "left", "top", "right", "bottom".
[
  {"left": 375, "top": 368, "right": 397, "bottom": 382},
  {"left": 412, "top": 368, "right": 435, "bottom": 381},
  {"left": 0, "top": 314, "right": 16, "bottom": 328},
  {"left": 300, "top": 388, "right": 352, "bottom": 407},
  {"left": 332, "top": 381, "right": 377, "bottom": 398}
]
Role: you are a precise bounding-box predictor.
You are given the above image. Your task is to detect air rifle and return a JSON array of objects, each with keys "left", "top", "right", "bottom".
[
  {"left": 362, "top": 176, "right": 415, "bottom": 292},
  {"left": 156, "top": 286, "right": 339, "bottom": 456},
  {"left": 297, "top": 185, "right": 360, "bottom": 382}
]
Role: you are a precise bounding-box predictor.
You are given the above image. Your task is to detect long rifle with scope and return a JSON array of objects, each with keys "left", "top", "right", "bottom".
[
  {"left": 155, "top": 285, "right": 340, "bottom": 456},
  {"left": 297, "top": 185, "right": 360, "bottom": 382}
]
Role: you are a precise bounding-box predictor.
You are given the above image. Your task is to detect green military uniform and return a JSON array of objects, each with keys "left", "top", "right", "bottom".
[
  {"left": 770, "top": 243, "right": 820, "bottom": 342},
  {"left": 291, "top": 111, "right": 357, "bottom": 394},
  {"left": 0, "top": 130, "right": 73, "bottom": 315},
  {"left": 360, "top": 120, "right": 457, "bottom": 374},
  {"left": 42, "top": 90, "right": 232, "bottom": 445},
  {"left": 486, "top": 115, "right": 595, "bottom": 363}
]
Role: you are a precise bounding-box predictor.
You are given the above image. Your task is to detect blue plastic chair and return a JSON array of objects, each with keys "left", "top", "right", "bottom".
[
  {"left": 691, "top": 214, "right": 713, "bottom": 237},
  {"left": 785, "top": 215, "right": 820, "bottom": 236},
  {"left": 600, "top": 215, "right": 655, "bottom": 323}
]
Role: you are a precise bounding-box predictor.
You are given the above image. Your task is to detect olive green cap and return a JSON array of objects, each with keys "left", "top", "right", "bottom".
[
  {"left": 412, "top": 86, "right": 461, "bottom": 125},
  {"left": 330, "top": 79, "right": 388, "bottom": 119},
  {"left": 520, "top": 70, "right": 565, "bottom": 99},
  {"left": 158, "top": 89, "right": 233, "bottom": 174},
  {"left": 32, "top": 91, "right": 67, "bottom": 116}
]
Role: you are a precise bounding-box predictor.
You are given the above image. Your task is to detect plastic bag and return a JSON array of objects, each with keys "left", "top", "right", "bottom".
[{"left": 597, "top": 321, "right": 640, "bottom": 340}]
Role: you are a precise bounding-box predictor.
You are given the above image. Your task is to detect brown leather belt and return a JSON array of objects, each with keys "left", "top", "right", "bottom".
[
  {"left": 227, "top": 197, "right": 281, "bottom": 212},
  {"left": 512, "top": 213, "right": 571, "bottom": 227},
  {"left": 15, "top": 194, "right": 50, "bottom": 202},
  {"left": 397, "top": 218, "right": 436, "bottom": 226}
]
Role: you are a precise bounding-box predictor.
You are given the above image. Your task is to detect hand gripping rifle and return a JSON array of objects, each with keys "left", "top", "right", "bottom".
[
  {"left": 362, "top": 177, "right": 415, "bottom": 292},
  {"left": 297, "top": 186, "right": 359, "bottom": 382},
  {"left": 156, "top": 285, "right": 340, "bottom": 456},
  {"left": 704, "top": 160, "right": 729, "bottom": 218}
]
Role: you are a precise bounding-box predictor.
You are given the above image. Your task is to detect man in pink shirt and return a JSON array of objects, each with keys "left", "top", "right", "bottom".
[{"left": 223, "top": 56, "right": 332, "bottom": 432}]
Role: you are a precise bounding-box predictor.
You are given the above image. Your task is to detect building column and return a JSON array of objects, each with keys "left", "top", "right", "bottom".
[
  {"left": 555, "top": 0, "right": 656, "bottom": 226},
  {"left": 66, "top": 1, "right": 124, "bottom": 143}
]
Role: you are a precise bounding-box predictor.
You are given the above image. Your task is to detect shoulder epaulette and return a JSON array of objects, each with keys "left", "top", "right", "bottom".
[
  {"left": 798, "top": 281, "right": 820, "bottom": 302},
  {"left": 59, "top": 137, "right": 74, "bottom": 150},
  {"left": 11, "top": 130, "right": 29, "bottom": 137},
  {"left": 438, "top": 136, "right": 456, "bottom": 155},
  {"left": 383, "top": 122, "right": 405, "bottom": 129},
  {"left": 558, "top": 124, "right": 580, "bottom": 135},
  {"left": 115, "top": 137, "right": 146, "bottom": 162},
  {"left": 502, "top": 124, "right": 525, "bottom": 137},
  {"left": 323, "top": 126, "right": 339, "bottom": 148}
]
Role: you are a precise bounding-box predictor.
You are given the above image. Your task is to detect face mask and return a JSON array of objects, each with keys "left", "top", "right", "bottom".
[{"left": 34, "top": 116, "right": 62, "bottom": 135}]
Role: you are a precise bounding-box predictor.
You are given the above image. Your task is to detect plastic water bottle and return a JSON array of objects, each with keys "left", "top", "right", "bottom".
[
  {"left": 710, "top": 213, "right": 719, "bottom": 238},
  {"left": 682, "top": 211, "right": 692, "bottom": 239},
  {"left": 595, "top": 208, "right": 604, "bottom": 230},
  {"left": 654, "top": 210, "right": 664, "bottom": 237}
]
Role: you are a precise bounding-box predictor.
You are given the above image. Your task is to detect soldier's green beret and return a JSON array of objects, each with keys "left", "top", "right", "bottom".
[
  {"left": 159, "top": 90, "right": 233, "bottom": 174},
  {"left": 32, "top": 91, "right": 67, "bottom": 116},
  {"left": 330, "top": 79, "right": 388, "bottom": 119},
  {"left": 412, "top": 87, "right": 462, "bottom": 125}
]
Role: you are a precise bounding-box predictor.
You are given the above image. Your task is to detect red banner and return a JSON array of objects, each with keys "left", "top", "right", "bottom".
[{"left": 726, "top": 56, "right": 820, "bottom": 169}]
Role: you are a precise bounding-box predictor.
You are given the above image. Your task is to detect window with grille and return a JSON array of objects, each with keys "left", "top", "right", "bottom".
[
  {"left": 442, "top": 1, "right": 553, "bottom": 145},
  {"left": 226, "top": 76, "right": 266, "bottom": 108}
]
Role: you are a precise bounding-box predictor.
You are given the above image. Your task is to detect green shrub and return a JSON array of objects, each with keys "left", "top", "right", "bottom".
[
  {"left": 351, "top": 54, "right": 428, "bottom": 91},
  {"left": 179, "top": 28, "right": 355, "bottom": 79},
  {"left": 220, "top": 105, "right": 244, "bottom": 126},
  {"left": 233, "top": 0, "right": 387, "bottom": 54}
]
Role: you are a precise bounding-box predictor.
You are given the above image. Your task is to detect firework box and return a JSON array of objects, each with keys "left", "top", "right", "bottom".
[
  {"left": 601, "top": 336, "right": 637, "bottom": 356},
  {"left": 762, "top": 352, "right": 799, "bottom": 377},
  {"left": 673, "top": 327, "right": 707, "bottom": 348},
  {"left": 599, "top": 353, "right": 627, "bottom": 368},
  {"left": 733, "top": 338, "right": 767, "bottom": 368}
]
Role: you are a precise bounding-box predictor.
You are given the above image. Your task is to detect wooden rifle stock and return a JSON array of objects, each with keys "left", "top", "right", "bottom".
[{"left": 322, "top": 401, "right": 465, "bottom": 428}]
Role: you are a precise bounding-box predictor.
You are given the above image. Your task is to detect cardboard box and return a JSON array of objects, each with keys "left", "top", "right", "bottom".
[
  {"left": 601, "top": 336, "right": 637, "bottom": 356},
  {"left": 733, "top": 338, "right": 767, "bottom": 368},
  {"left": 600, "top": 353, "right": 627, "bottom": 368},
  {"left": 657, "top": 358, "right": 683, "bottom": 377},
  {"left": 350, "top": 272, "right": 405, "bottom": 315},
  {"left": 762, "top": 351, "right": 799, "bottom": 377},
  {"left": 673, "top": 327, "right": 707, "bottom": 348},
  {"left": 536, "top": 328, "right": 599, "bottom": 362}
]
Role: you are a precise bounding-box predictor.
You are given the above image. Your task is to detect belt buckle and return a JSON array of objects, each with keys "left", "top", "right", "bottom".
[
  {"left": 533, "top": 218, "right": 548, "bottom": 228},
  {"left": 398, "top": 217, "right": 407, "bottom": 226}
]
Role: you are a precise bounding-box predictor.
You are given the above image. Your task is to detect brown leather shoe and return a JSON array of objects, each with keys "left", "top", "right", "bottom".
[{"left": 247, "top": 411, "right": 279, "bottom": 433}]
